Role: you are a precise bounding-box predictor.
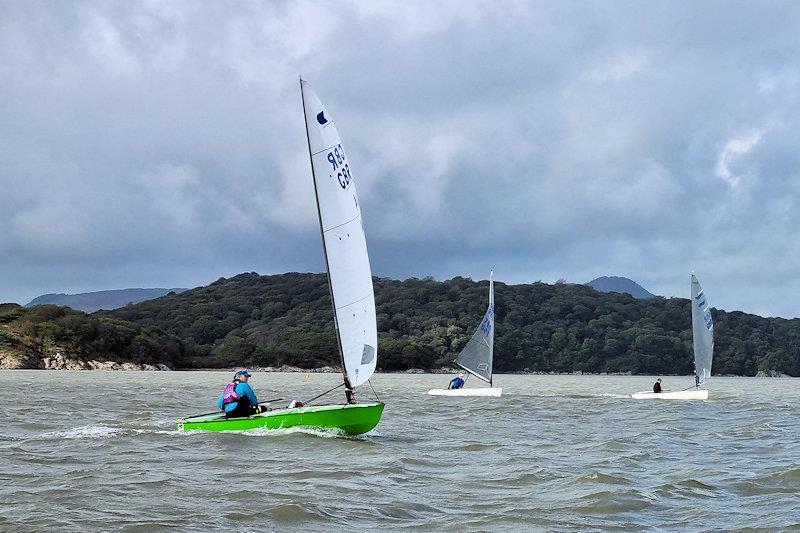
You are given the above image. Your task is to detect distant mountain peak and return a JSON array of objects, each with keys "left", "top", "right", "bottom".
[
  {"left": 586, "top": 276, "right": 655, "bottom": 299},
  {"left": 26, "top": 288, "right": 187, "bottom": 313}
]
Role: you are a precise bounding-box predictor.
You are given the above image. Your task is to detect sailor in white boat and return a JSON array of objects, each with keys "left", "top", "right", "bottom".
[
  {"left": 653, "top": 378, "right": 663, "bottom": 393},
  {"left": 218, "top": 370, "right": 268, "bottom": 418},
  {"left": 448, "top": 372, "right": 466, "bottom": 390},
  {"left": 694, "top": 371, "right": 700, "bottom": 387}
]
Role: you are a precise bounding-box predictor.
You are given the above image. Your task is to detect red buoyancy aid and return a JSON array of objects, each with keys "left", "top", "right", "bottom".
[{"left": 222, "top": 380, "right": 242, "bottom": 406}]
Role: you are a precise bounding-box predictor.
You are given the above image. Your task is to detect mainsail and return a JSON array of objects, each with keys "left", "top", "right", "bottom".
[
  {"left": 456, "top": 271, "right": 495, "bottom": 384},
  {"left": 301, "top": 79, "right": 377, "bottom": 389},
  {"left": 690, "top": 273, "right": 714, "bottom": 385}
]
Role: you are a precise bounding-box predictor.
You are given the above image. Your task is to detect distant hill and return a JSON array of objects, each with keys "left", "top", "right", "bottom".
[
  {"left": 26, "top": 288, "right": 188, "bottom": 312},
  {"left": 586, "top": 276, "right": 655, "bottom": 299}
]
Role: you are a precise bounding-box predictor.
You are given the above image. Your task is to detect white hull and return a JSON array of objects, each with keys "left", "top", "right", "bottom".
[
  {"left": 631, "top": 389, "right": 709, "bottom": 400},
  {"left": 427, "top": 388, "right": 502, "bottom": 397}
]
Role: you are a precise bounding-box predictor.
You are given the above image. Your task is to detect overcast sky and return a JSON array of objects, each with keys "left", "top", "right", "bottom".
[{"left": 2, "top": 1, "right": 800, "bottom": 317}]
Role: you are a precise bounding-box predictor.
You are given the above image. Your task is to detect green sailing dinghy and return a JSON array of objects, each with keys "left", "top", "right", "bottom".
[
  {"left": 178, "top": 403, "right": 384, "bottom": 435},
  {"left": 177, "top": 79, "right": 384, "bottom": 435}
]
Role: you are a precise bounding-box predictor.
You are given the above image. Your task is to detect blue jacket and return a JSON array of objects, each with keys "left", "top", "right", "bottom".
[
  {"left": 218, "top": 381, "right": 259, "bottom": 412},
  {"left": 449, "top": 377, "right": 465, "bottom": 389}
]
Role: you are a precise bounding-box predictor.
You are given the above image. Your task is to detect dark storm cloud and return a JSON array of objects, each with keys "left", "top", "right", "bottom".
[{"left": 2, "top": 1, "right": 800, "bottom": 317}]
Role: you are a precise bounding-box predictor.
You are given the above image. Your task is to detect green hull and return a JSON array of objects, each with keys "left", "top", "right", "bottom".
[{"left": 176, "top": 402, "right": 384, "bottom": 435}]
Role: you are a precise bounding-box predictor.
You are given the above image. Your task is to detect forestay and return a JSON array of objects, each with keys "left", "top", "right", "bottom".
[
  {"left": 301, "top": 80, "right": 377, "bottom": 387},
  {"left": 456, "top": 271, "right": 495, "bottom": 384},
  {"left": 691, "top": 273, "right": 714, "bottom": 384}
]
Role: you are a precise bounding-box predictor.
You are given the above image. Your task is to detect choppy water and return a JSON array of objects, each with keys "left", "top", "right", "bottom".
[{"left": 1, "top": 371, "right": 798, "bottom": 531}]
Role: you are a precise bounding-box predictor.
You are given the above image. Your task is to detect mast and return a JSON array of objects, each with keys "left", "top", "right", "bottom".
[
  {"left": 489, "top": 269, "right": 494, "bottom": 387},
  {"left": 300, "top": 77, "right": 355, "bottom": 404}
]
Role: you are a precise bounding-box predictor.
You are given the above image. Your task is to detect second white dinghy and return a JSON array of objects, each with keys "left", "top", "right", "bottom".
[
  {"left": 428, "top": 271, "right": 502, "bottom": 397},
  {"left": 632, "top": 272, "right": 713, "bottom": 400}
]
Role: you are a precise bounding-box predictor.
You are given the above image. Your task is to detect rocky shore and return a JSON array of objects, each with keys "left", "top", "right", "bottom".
[{"left": 0, "top": 351, "right": 171, "bottom": 371}]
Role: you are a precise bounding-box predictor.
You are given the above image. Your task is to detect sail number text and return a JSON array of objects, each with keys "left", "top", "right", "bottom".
[{"left": 327, "top": 144, "right": 352, "bottom": 189}]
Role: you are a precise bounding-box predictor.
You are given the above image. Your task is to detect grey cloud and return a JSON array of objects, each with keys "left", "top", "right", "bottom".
[{"left": 2, "top": 1, "right": 800, "bottom": 318}]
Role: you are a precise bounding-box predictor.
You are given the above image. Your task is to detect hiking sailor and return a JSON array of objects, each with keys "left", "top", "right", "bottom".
[
  {"left": 653, "top": 378, "right": 663, "bottom": 393},
  {"left": 448, "top": 372, "right": 466, "bottom": 390},
  {"left": 218, "top": 370, "right": 265, "bottom": 418}
]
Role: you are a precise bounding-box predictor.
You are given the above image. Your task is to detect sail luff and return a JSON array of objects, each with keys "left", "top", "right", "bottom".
[
  {"left": 690, "top": 272, "right": 714, "bottom": 386},
  {"left": 300, "top": 78, "right": 353, "bottom": 401}
]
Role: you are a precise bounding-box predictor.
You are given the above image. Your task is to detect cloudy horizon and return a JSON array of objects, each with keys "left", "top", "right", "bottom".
[{"left": 3, "top": 1, "right": 800, "bottom": 318}]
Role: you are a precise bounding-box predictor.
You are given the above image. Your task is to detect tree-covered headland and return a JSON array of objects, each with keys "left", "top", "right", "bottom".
[{"left": 102, "top": 272, "right": 800, "bottom": 376}]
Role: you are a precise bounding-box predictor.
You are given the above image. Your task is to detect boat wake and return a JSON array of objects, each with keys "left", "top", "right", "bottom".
[
  {"left": 239, "top": 426, "right": 360, "bottom": 440},
  {"left": 38, "top": 424, "right": 121, "bottom": 440}
]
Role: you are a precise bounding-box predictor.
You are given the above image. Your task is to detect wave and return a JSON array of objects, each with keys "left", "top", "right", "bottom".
[
  {"left": 581, "top": 471, "right": 632, "bottom": 485},
  {"left": 239, "top": 426, "right": 357, "bottom": 439},
  {"left": 737, "top": 467, "right": 800, "bottom": 495}
]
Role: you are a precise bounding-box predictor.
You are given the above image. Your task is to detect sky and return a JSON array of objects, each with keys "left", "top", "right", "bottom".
[{"left": 2, "top": 1, "right": 800, "bottom": 317}]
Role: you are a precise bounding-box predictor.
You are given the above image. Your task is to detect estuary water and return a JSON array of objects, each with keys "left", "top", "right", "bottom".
[{"left": 1, "top": 371, "right": 798, "bottom": 531}]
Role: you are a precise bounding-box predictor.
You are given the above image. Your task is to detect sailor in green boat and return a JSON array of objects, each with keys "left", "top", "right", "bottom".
[{"left": 218, "top": 370, "right": 267, "bottom": 418}]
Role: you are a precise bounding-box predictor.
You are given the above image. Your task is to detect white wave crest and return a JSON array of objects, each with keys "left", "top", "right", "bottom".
[
  {"left": 41, "top": 424, "right": 121, "bottom": 440},
  {"left": 241, "top": 426, "right": 349, "bottom": 439}
]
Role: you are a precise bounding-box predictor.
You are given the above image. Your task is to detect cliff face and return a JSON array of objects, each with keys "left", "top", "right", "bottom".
[{"left": 0, "top": 350, "right": 38, "bottom": 369}]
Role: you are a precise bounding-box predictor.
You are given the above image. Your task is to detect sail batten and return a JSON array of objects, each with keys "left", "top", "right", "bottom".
[
  {"left": 301, "top": 80, "right": 377, "bottom": 389},
  {"left": 455, "top": 271, "right": 495, "bottom": 384},
  {"left": 691, "top": 273, "right": 714, "bottom": 385}
]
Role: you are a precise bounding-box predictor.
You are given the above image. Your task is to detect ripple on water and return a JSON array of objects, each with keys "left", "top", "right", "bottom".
[{"left": 571, "top": 489, "right": 656, "bottom": 514}]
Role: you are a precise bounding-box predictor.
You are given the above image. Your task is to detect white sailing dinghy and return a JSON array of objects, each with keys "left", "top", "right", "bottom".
[
  {"left": 632, "top": 272, "right": 713, "bottom": 400},
  {"left": 428, "top": 271, "right": 502, "bottom": 397}
]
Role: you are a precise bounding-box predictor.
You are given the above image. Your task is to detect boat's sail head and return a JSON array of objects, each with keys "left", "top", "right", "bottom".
[
  {"left": 301, "top": 80, "right": 377, "bottom": 387},
  {"left": 690, "top": 273, "right": 714, "bottom": 384},
  {"left": 456, "top": 271, "right": 495, "bottom": 383}
]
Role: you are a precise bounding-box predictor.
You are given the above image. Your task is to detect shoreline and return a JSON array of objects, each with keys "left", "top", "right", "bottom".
[{"left": 0, "top": 364, "right": 789, "bottom": 378}]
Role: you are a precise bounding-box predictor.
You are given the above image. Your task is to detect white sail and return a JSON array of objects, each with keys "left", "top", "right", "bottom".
[
  {"left": 455, "top": 270, "right": 495, "bottom": 384},
  {"left": 301, "top": 80, "right": 377, "bottom": 387},
  {"left": 691, "top": 273, "right": 714, "bottom": 384}
]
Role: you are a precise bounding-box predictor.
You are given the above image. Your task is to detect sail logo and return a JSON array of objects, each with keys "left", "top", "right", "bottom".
[
  {"left": 317, "top": 111, "right": 328, "bottom": 125},
  {"left": 480, "top": 304, "right": 494, "bottom": 335},
  {"left": 703, "top": 309, "right": 713, "bottom": 330}
]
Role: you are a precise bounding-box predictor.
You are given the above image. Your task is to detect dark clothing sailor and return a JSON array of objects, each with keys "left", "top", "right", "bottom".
[
  {"left": 653, "top": 379, "right": 663, "bottom": 393},
  {"left": 218, "top": 370, "right": 264, "bottom": 418},
  {"left": 448, "top": 372, "right": 466, "bottom": 389}
]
